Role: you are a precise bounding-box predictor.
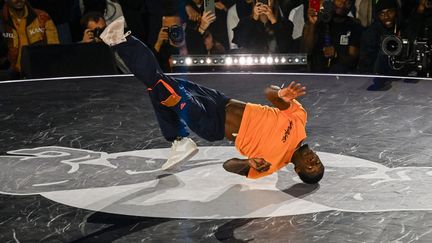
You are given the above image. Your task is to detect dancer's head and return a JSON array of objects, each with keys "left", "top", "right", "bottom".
[{"left": 291, "top": 144, "right": 324, "bottom": 184}]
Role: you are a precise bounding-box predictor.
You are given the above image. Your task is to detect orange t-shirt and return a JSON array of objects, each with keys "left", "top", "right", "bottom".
[{"left": 234, "top": 100, "right": 307, "bottom": 179}]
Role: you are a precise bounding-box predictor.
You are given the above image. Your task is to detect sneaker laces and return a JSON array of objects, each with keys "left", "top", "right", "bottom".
[{"left": 171, "top": 139, "right": 180, "bottom": 151}]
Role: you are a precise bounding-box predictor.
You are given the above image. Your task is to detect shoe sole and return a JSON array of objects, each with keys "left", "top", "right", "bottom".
[{"left": 161, "top": 148, "right": 199, "bottom": 170}]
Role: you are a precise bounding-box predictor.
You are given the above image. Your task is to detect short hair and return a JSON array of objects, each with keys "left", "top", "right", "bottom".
[
  {"left": 297, "top": 166, "right": 325, "bottom": 184},
  {"left": 80, "top": 11, "right": 105, "bottom": 29}
]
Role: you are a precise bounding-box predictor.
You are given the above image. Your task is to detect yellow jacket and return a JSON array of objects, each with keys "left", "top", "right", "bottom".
[{"left": 2, "top": 3, "right": 59, "bottom": 72}]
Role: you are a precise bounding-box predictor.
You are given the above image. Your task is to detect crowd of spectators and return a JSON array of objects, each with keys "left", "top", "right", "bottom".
[{"left": 0, "top": 0, "right": 431, "bottom": 80}]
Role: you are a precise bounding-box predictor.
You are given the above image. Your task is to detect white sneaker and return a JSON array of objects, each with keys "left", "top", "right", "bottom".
[
  {"left": 161, "top": 137, "right": 199, "bottom": 170},
  {"left": 100, "top": 16, "right": 131, "bottom": 46}
]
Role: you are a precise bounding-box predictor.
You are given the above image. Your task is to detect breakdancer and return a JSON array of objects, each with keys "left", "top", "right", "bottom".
[{"left": 99, "top": 17, "right": 324, "bottom": 183}]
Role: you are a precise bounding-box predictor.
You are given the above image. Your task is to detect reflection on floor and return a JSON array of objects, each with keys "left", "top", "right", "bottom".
[{"left": 1, "top": 73, "right": 432, "bottom": 242}]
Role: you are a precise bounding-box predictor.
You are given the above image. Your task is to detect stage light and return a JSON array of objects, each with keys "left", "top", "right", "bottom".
[
  {"left": 171, "top": 53, "right": 307, "bottom": 68},
  {"left": 185, "top": 57, "right": 192, "bottom": 65},
  {"left": 247, "top": 57, "right": 253, "bottom": 65},
  {"left": 267, "top": 57, "right": 273, "bottom": 64},
  {"left": 226, "top": 57, "right": 233, "bottom": 65}
]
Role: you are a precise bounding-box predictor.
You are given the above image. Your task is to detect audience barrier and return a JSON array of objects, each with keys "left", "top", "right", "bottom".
[{"left": 21, "top": 43, "right": 118, "bottom": 79}]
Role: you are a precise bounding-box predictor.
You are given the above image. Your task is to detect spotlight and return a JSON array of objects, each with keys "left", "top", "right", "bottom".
[
  {"left": 247, "top": 57, "right": 253, "bottom": 65},
  {"left": 274, "top": 57, "right": 279, "bottom": 63},
  {"left": 267, "top": 57, "right": 273, "bottom": 64},
  {"left": 260, "top": 56, "right": 266, "bottom": 64},
  {"left": 294, "top": 58, "right": 299, "bottom": 63},
  {"left": 185, "top": 57, "right": 192, "bottom": 65},
  {"left": 206, "top": 58, "right": 212, "bottom": 64},
  {"left": 226, "top": 57, "right": 233, "bottom": 65},
  {"left": 234, "top": 58, "right": 239, "bottom": 64},
  {"left": 239, "top": 57, "right": 246, "bottom": 65},
  {"left": 281, "top": 57, "right": 286, "bottom": 63},
  {"left": 173, "top": 60, "right": 177, "bottom": 65},
  {"left": 199, "top": 59, "right": 204, "bottom": 64}
]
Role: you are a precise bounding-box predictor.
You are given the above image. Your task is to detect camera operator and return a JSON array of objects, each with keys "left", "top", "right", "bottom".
[
  {"left": 359, "top": 0, "right": 402, "bottom": 75},
  {"left": 154, "top": 15, "right": 188, "bottom": 72},
  {"left": 359, "top": 0, "right": 405, "bottom": 90},
  {"left": 367, "top": 0, "right": 432, "bottom": 81},
  {"left": 231, "top": 0, "right": 294, "bottom": 54},
  {"left": 302, "top": 0, "right": 363, "bottom": 73}
]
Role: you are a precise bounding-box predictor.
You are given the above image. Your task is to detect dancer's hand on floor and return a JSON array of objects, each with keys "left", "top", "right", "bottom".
[
  {"left": 248, "top": 158, "right": 271, "bottom": 172},
  {"left": 278, "top": 81, "right": 306, "bottom": 102}
]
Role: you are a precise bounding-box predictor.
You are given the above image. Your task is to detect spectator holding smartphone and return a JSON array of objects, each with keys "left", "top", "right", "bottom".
[
  {"left": 184, "top": 0, "right": 230, "bottom": 54},
  {"left": 232, "top": 0, "right": 294, "bottom": 53}
]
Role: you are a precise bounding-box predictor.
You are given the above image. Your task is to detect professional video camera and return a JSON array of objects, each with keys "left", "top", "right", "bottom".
[
  {"left": 380, "top": 4, "right": 432, "bottom": 77},
  {"left": 381, "top": 28, "right": 432, "bottom": 77}
]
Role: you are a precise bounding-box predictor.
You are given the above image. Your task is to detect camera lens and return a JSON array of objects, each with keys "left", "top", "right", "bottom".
[
  {"left": 381, "top": 36, "right": 403, "bottom": 56},
  {"left": 168, "top": 25, "right": 184, "bottom": 44}
]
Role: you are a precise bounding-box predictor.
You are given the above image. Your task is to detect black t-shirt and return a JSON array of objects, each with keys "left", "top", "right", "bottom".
[{"left": 310, "top": 16, "right": 363, "bottom": 73}]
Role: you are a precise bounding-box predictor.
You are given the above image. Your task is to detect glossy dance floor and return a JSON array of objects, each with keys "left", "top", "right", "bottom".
[{"left": 1, "top": 73, "right": 432, "bottom": 242}]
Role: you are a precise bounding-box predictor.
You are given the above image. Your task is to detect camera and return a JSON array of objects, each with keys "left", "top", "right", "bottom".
[
  {"left": 381, "top": 35, "right": 408, "bottom": 57},
  {"left": 381, "top": 34, "right": 431, "bottom": 77},
  {"left": 164, "top": 25, "right": 184, "bottom": 45},
  {"left": 92, "top": 27, "right": 105, "bottom": 39}
]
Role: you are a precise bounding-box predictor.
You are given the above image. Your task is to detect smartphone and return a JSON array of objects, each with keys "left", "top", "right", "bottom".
[
  {"left": 204, "top": 0, "right": 215, "bottom": 14},
  {"left": 257, "top": 0, "right": 269, "bottom": 5},
  {"left": 309, "top": 0, "right": 321, "bottom": 12}
]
